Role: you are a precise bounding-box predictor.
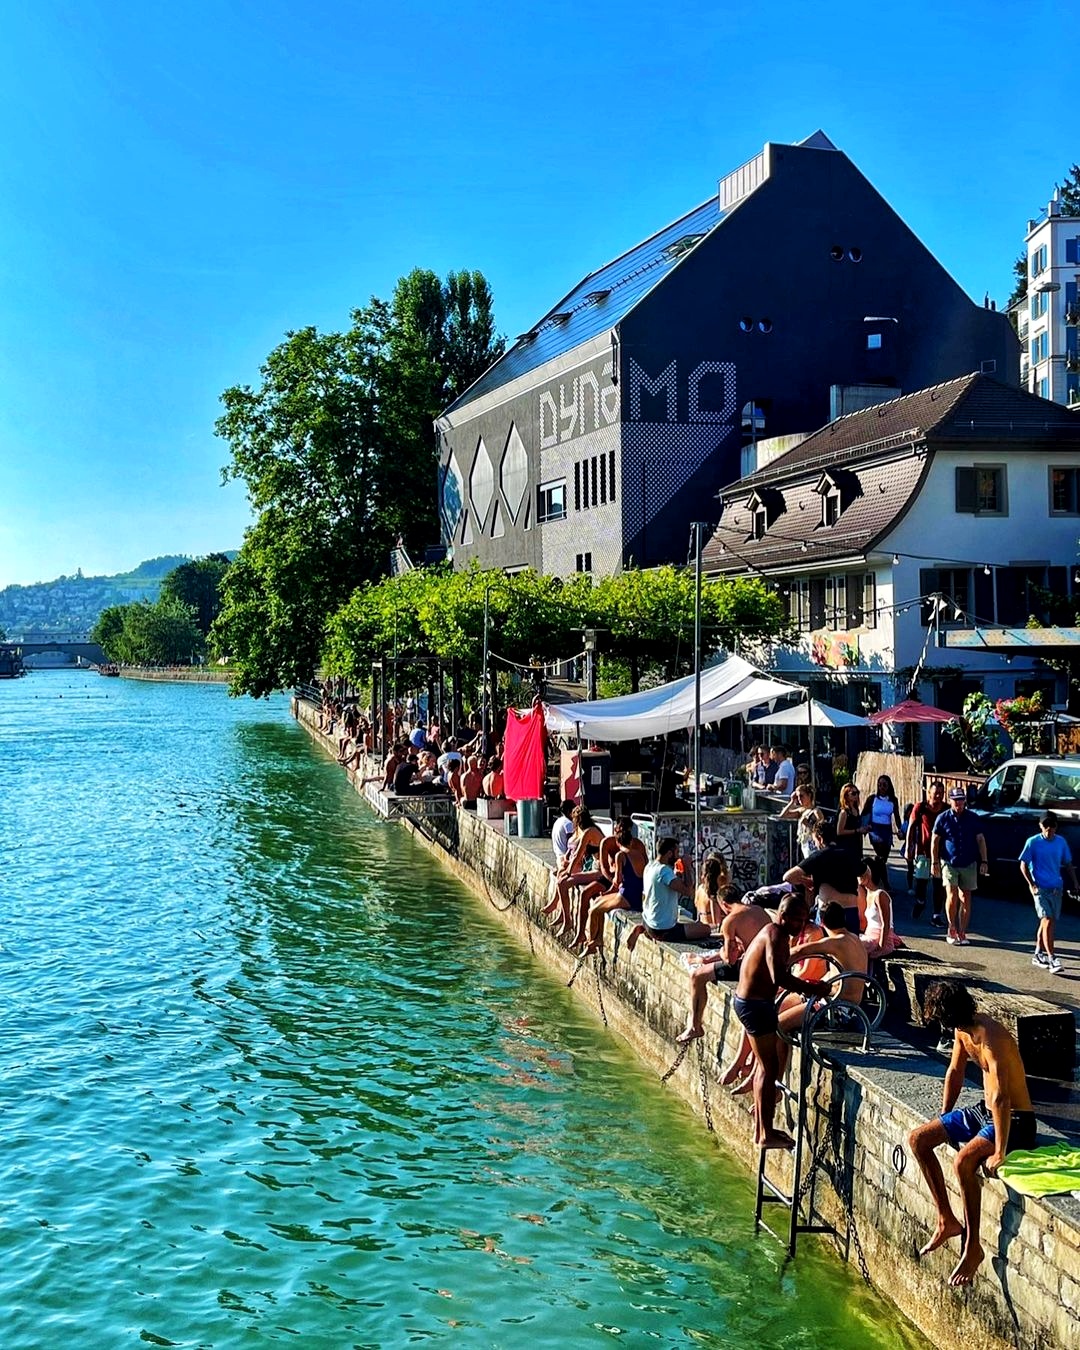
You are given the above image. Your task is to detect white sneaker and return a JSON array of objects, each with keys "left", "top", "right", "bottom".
[
  {"left": 946, "top": 935, "right": 958, "bottom": 945},
  {"left": 1050, "top": 957, "right": 1064, "bottom": 974},
  {"left": 1032, "top": 952, "right": 1050, "bottom": 967}
]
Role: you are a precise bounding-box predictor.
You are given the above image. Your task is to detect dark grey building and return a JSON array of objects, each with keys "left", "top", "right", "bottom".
[{"left": 436, "top": 131, "right": 1017, "bottom": 578}]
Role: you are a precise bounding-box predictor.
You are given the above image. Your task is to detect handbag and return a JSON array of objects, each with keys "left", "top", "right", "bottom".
[{"left": 913, "top": 855, "right": 931, "bottom": 881}]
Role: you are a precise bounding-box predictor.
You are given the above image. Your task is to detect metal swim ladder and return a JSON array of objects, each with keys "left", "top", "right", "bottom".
[{"left": 754, "top": 969, "right": 887, "bottom": 1259}]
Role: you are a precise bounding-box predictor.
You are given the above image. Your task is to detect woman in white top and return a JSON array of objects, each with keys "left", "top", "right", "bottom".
[
  {"left": 859, "top": 856, "right": 903, "bottom": 957},
  {"left": 864, "top": 774, "right": 903, "bottom": 864}
]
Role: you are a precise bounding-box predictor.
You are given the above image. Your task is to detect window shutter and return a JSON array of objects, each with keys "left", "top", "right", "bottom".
[{"left": 955, "top": 467, "right": 977, "bottom": 513}]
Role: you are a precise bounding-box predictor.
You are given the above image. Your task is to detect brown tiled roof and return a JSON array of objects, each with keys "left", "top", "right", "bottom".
[{"left": 704, "top": 374, "right": 1080, "bottom": 575}]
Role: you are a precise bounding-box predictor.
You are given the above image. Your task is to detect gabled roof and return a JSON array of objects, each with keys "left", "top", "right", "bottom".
[
  {"left": 444, "top": 196, "right": 724, "bottom": 415},
  {"left": 705, "top": 374, "right": 1080, "bottom": 573}
]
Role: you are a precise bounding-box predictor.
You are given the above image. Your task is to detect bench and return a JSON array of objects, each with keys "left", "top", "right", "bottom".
[{"left": 880, "top": 953, "right": 1076, "bottom": 1080}]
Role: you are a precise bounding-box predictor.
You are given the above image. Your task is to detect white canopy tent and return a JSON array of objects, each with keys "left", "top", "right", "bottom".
[{"left": 543, "top": 655, "right": 800, "bottom": 742}]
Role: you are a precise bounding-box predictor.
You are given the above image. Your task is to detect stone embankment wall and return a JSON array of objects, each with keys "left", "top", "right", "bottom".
[
  {"left": 294, "top": 698, "right": 1080, "bottom": 1350},
  {"left": 119, "top": 666, "right": 232, "bottom": 684}
]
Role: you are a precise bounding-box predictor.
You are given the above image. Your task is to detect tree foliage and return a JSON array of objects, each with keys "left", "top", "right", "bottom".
[
  {"left": 213, "top": 269, "right": 505, "bottom": 696},
  {"left": 322, "top": 563, "right": 787, "bottom": 704},
  {"left": 160, "top": 554, "right": 230, "bottom": 636},
  {"left": 90, "top": 597, "right": 203, "bottom": 665}
]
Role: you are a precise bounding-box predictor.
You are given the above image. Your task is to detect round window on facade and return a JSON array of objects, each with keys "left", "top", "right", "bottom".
[
  {"left": 848, "top": 246, "right": 863, "bottom": 263},
  {"left": 758, "top": 318, "right": 773, "bottom": 334},
  {"left": 830, "top": 245, "right": 845, "bottom": 261},
  {"left": 739, "top": 317, "right": 754, "bottom": 332}
]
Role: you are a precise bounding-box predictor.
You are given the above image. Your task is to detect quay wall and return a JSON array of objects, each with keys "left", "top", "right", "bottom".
[
  {"left": 119, "top": 666, "right": 232, "bottom": 684},
  {"left": 294, "top": 697, "right": 1080, "bottom": 1350}
]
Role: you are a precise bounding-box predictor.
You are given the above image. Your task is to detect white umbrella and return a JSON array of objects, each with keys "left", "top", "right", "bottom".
[
  {"left": 746, "top": 699, "right": 869, "bottom": 795},
  {"left": 746, "top": 699, "right": 869, "bottom": 730}
]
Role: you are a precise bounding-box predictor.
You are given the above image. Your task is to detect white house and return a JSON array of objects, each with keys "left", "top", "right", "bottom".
[
  {"left": 1013, "top": 194, "right": 1080, "bottom": 408},
  {"left": 704, "top": 373, "right": 1080, "bottom": 764}
]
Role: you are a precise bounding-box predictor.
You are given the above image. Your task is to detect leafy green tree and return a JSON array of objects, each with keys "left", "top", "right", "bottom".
[
  {"left": 90, "top": 605, "right": 129, "bottom": 662},
  {"left": 1058, "top": 165, "right": 1080, "bottom": 216},
  {"left": 1007, "top": 251, "right": 1028, "bottom": 311},
  {"left": 214, "top": 270, "right": 504, "bottom": 697},
  {"left": 160, "top": 554, "right": 231, "bottom": 636}
]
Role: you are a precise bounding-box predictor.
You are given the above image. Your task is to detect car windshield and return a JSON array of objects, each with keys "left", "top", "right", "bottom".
[
  {"left": 1031, "top": 765, "right": 1080, "bottom": 808},
  {"left": 977, "top": 764, "right": 1025, "bottom": 809}
]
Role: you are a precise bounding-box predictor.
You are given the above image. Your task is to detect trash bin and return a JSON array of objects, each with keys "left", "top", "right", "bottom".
[{"left": 516, "top": 799, "right": 544, "bottom": 838}]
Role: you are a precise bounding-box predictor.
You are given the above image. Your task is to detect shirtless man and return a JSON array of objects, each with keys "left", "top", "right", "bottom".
[
  {"left": 676, "top": 898, "right": 772, "bottom": 1044},
  {"left": 773, "top": 901, "right": 867, "bottom": 1078},
  {"left": 734, "top": 893, "right": 827, "bottom": 1150},
  {"left": 908, "top": 980, "right": 1036, "bottom": 1287}
]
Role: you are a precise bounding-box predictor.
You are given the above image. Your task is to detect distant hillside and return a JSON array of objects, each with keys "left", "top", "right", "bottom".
[{"left": 0, "top": 554, "right": 236, "bottom": 639}]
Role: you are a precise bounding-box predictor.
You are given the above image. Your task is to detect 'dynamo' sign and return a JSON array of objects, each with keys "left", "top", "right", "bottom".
[
  {"left": 538, "top": 354, "right": 737, "bottom": 449},
  {"left": 538, "top": 355, "right": 619, "bottom": 448}
]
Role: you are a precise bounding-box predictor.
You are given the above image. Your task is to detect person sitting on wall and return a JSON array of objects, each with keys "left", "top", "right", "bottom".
[
  {"left": 578, "top": 817, "right": 649, "bottom": 952},
  {"left": 550, "top": 800, "right": 576, "bottom": 867},
  {"left": 731, "top": 893, "right": 828, "bottom": 1149},
  {"left": 391, "top": 747, "right": 421, "bottom": 795},
  {"left": 625, "top": 838, "right": 712, "bottom": 953},
  {"left": 772, "top": 900, "right": 868, "bottom": 1079},
  {"left": 908, "top": 980, "right": 1036, "bottom": 1287},
  {"left": 363, "top": 741, "right": 406, "bottom": 791},
  {"left": 482, "top": 756, "right": 505, "bottom": 800},
  {"left": 436, "top": 739, "right": 464, "bottom": 781},
  {"left": 694, "top": 853, "right": 734, "bottom": 928},
  {"left": 459, "top": 755, "right": 484, "bottom": 806},
  {"left": 677, "top": 892, "right": 774, "bottom": 1045},
  {"left": 543, "top": 805, "right": 604, "bottom": 939}
]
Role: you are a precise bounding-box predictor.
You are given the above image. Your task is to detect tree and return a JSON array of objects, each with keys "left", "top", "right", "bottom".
[
  {"left": 214, "top": 270, "right": 505, "bottom": 697},
  {"left": 90, "top": 605, "right": 129, "bottom": 661},
  {"left": 161, "top": 554, "right": 230, "bottom": 636},
  {"left": 1007, "top": 251, "right": 1028, "bottom": 311},
  {"left": 1058, "top": 164, "right": 1080, "bottom": 216}
]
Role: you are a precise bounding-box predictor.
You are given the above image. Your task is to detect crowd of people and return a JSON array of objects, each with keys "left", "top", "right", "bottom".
[{"left": 309, "top": 685, "right": 1057, "bottom": 1293}]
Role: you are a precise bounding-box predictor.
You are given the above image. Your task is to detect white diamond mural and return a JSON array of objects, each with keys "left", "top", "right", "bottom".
[
  {"left": 500, "top": 424, "right": 529, "bottom": 522},
  {"left": 470, "top": 437, "right": 494, "bottom": 531}
]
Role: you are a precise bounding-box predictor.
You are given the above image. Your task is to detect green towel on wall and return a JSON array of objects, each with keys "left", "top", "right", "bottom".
[{"left": 997, "top": 1141, "right": 1080, "bottom": 1196}]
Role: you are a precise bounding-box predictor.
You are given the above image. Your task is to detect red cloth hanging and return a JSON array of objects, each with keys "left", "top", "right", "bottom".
[{"left": 503, "top": 703, "right": 547, "bottom": 800}]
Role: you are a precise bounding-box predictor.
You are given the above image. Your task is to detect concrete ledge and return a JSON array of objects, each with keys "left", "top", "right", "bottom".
[
  {"left": 293, "top": 696, "right": 1080, "bottom": 1350},
  {"left": 881, "top": 955, "right": 1077, "bottom": 1079}
]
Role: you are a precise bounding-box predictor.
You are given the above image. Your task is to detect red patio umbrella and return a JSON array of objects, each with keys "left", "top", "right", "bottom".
[{"left": 868, "top": 699, "right": 959, "bottom": 725}]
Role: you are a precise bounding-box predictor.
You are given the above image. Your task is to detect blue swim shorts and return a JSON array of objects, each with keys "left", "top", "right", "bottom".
[
  {"left": 939, "top": 1104, "right": 1036, "bottom": 1152},
  {"left": 733, "top": 994, "right": 779, "bottom": 1037}
]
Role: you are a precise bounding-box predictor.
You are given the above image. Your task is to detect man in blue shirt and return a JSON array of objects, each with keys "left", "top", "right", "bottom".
[
  {"left": 626, "top": 837, "right": 711, "bottom": 951},
  {"left": 1019, "top": 812, "right": 1077, "bottom": 975},
  {"left": 931, "top": 788, "right": 988, "bottom": 947}
]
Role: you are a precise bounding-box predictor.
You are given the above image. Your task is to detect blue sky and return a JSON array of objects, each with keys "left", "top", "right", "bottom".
[{"left": 0, "top": 0, "right": 1069, "bottom": 584}]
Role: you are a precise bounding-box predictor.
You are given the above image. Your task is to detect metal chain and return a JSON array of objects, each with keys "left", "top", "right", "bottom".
[
  {"left": 696, "top": 1039, "right": 714, "bottom": 1133},
  {"left": 660, "top": 1041, "right": 690, "bottom": 1083},
  {"left": 593, "top": 956, "right": 608, "bottom": 1028},
  {"left": 566, "top": 952, "right": 589, "bottom": 988}
]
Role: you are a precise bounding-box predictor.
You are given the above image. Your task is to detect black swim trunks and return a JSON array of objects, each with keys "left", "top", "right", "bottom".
[{"left": 733, "top": 994, "right": 779, "bottom": 1037}]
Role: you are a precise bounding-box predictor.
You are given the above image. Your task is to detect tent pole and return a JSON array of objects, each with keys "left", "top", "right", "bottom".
[
  {"left": 576, "top": 721, "right": 583, "bottom": 808},
  {"left": 808, "top": 697, "right": 816, "bottom": 797}
]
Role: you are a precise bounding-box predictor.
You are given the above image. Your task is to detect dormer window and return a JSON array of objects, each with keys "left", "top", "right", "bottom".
[
  {"left": 745, "top": 489, "right": 774, "bottom": 540},
  {"left": 813, "top": 468, "right": 859, "bottom": 528}
]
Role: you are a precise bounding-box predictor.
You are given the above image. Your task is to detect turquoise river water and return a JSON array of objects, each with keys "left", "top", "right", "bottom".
[{"left": 0, "top": 672, "right": 925, "bottom": 1349}]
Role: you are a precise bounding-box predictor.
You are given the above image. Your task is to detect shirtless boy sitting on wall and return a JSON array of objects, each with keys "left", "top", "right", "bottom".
[
  {"left": 734, "top": 893, "right": 828, "bottom": 1150},
  {"left": 908, "top": 980, "right": 1036, "bottom": 1287}
]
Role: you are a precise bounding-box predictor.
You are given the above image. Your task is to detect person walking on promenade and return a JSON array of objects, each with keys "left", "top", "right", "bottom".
[
  {"left": 732, "top": 893, "right": 828, "bottom": 1150},
  {"left": 907, "top": 779, "right": 947, "bottom": 923},
  {"left": 908, "top": 980, "right": 1036, "bottom": 1288},
  {"left": 864, "top": 774, "right": 903, "bottom": 866},
  {"left": 1019, "top": 811, "right": 1077, "bottom": 975},
  {"left": 931, "top": 788, "right": 988, "bottom": 946}
]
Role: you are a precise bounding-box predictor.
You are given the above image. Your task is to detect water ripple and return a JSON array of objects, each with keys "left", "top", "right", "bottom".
[{"left": 0, "top": 674, "right": 924, "bottom": 1348}]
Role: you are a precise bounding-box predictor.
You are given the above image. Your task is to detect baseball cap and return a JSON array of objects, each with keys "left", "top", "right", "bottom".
[{"left": 948, "top": 787, "right": 966, "bottom": 800}]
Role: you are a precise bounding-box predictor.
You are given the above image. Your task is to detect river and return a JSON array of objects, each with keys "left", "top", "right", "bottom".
[{"left": 0, "top": 671, "right": 924, "bottom": 1348}]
